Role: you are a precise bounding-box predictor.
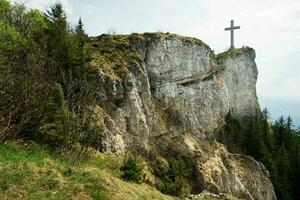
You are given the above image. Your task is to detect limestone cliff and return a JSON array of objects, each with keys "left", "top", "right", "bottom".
[{"left": 87, "top": 33, "right": 276, "bottom": 200}]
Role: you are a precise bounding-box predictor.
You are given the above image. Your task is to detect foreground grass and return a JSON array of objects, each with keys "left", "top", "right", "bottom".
[{"left": 0, "top": 141, "right": 175, "bottom": 200}]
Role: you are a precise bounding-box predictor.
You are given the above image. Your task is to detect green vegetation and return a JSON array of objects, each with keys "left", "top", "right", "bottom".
[
  {"left": 87, "top": 34, "right": 143, "bottom": 80},
  {"left": 0, "top": 141, "right": 175, "bottom": 200},
  {"left": 0, "top": 141, "right": 107, "bottom": 199},
  {"left": 217, "top": 109, "right": 300, "bottom": 200},
  {"left": 120, "top": 153, "right": 144, "bottom": 183},
  {"left": 1, "top": 1, "right": 300, "bottom": 200},
  {"left": 0, "top": 0, "right": 103, "bottom": 159},
  {"left": 216, "top": 47, "right": 254, "bottom": 63},
  {"left": 144, "top": 151, "right": 196, "bottom": 198},
  {"left": 0, "top": 2, "right": 181, "bottom": 199},
  {"left": 87, "top": 32, "right": 209, "bottom": 81},
  {"left": 119, "top": 152, "right": 194, "bottom": 198},
  {"left": 157, "top": 156, "right": 192, "bottom": 198}
]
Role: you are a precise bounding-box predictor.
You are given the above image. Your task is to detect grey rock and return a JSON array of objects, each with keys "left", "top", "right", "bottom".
[{"left": 88, "top": 33, "right": 275, "bottom": 200}]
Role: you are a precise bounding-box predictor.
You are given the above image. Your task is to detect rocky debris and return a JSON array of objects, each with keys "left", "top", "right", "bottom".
[
  {"left": 196, "top": 143, "right": 276, "bottom": 200},
  {"left": 186, "top": 190, "right": 234, "bottom": 200}
]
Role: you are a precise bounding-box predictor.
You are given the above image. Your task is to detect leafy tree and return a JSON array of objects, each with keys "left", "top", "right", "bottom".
[
  {"left": 0, "top": 21, "right": 25, "bottom": 57},
  {"left": 0, "top": 0, "right": 11, "bottom": 24},
  {"left": 0, "top": 1, "right": 103, "bottom": 162}
]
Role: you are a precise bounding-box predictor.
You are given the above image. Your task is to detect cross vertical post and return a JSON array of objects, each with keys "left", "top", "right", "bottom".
[
  {"left": 225, "top": 20, "right": 240, "bottom": 50},
  {"left": 230, "top": 20, "right": 234, "bottom": 49}
]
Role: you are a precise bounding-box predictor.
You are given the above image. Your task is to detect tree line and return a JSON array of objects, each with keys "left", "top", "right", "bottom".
[
  {"left": 217, "top": 109, "right": 300, "bottom": 200},
  {"left": 0, "top": 0, "right": 103, "bottom": 161}
]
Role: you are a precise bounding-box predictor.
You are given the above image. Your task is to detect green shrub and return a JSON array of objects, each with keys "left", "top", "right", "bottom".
[
  {"left": 153, "top": 155, "right": 192, "bottom": 198},
  {"left": 165, "top": 156, "right": 191, "bottom": 197},
  {"left": 120, "top": 153, "right": 144, "bottom": 183}
]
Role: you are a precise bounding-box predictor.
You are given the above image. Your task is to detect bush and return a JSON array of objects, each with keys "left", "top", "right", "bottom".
[
  {"left": 159, "top": 156, "right": 191, "bottom": 197},
  {"left": 120, "top": 153, "right": 144, "bottom": 183}
]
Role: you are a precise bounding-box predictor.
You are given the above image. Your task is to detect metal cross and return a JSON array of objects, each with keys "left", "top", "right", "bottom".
[{"left": 225, "top": 20, "right": 240, "bottom": 49}]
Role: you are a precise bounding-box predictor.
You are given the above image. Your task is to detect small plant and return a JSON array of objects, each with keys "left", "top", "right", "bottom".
[
  {"left": 120, "top": 153, "right": 144, "bottom": 183},
  {"left": 40, "top": 178, "right": 59, "bottom": 190}
]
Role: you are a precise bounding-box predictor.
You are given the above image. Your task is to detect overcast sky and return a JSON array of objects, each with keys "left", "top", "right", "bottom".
[{"left": 13, "top": 0, "right": 300, "bottom": 126}]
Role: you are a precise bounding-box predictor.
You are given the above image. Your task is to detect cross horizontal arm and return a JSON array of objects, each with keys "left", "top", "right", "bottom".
[{"left": 225, "top": 26, "right": 240, "bottom": 31}]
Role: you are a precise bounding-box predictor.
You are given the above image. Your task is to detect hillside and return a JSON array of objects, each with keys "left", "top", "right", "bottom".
[
  {"left": 0, "top": 140, "right": 175, "bottom": 200},
  {"left": 1, "top": 1, "right": 300, "bottom": 200}
]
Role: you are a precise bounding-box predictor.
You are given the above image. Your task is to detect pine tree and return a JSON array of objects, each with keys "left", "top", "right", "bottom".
[
  {"left": 45, "top": 3, "right": 67, "bottom": 28},
  {"left": 75, "top": 18, "right": 86, "bottom": 48},
  {"left": 242, "top": 116, "right": 263, "bottom": 159},
  {"left": 289, "top": 136, "right": 300, "bottom": 198},
  {"left": 273, "top": 116, "right": 286, "bottom": 147},
  {"left": 260, "top": 108, "right": 275, "bottom": 154},
  {"left": 44, "top": 2, "right": 70, "bottom": 75},
  {"left": 73, "top": 17, "right": 87, "bottom": 67},
  {"left": 285, "top": 116, "right": 293, "bottom": 149},
  {"left": 275, "top": 144, "right": 292, "bottom": 200}
]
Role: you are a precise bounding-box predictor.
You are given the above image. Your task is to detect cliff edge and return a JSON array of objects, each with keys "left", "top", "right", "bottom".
[{"left": 86, "top": 33, "right": 275, "bottom": 200}]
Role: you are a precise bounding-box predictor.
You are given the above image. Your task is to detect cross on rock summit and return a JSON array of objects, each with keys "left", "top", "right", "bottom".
[{"left": 225, "top": 20, "right": 240, "bottom": 49}]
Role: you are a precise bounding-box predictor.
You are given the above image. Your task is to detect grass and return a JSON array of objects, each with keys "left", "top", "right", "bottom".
[
  {"left": 0, "top": 140, "right": 176, "bottom": 200},
  {"left": 87, "top": 34, "right": 143, "bottom": 81},
  {"left": 216, "top": 47, "right": 254, "bottom": 62}
]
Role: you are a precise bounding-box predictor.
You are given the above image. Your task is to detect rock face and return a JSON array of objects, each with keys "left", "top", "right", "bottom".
[
  {"left": 87, "top": 33, "right": 276, "bottom": 200},
  {"left": 144, "top": 36, "right": 228, "bottom": 139},
  {"left": 196, "top": 144, "right": 276, "bottom": 200},
  {"left": 218, "top": 49, "right": 260, "bottom": 119}
]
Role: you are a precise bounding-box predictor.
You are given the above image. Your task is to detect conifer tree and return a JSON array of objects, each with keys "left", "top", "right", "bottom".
[
  {"left": 75, "top": 18, "right": 86, "bottom": 47},
  {"left": 44, "top": 2, "right": 69, "bottom": 75},
  {"left": 73, "top": 17, "right": 87, "bottom": 67},
  {"left": 275, "top": 144, "right": 292, "bottom": 199},
  {"left": 261, "top": 108, "right": 275, "bottom": 153}
]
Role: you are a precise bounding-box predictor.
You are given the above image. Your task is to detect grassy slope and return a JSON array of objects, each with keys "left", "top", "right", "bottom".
[{"left": 0, "top": 141, "right": 175, "bottom": 200}]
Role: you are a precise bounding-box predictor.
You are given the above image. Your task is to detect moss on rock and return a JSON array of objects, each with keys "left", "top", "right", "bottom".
[
  {"left": 216, "top": 47, "right": 254, "bottom": 63},
  {"left": 142, "top": 32, "right": 208, "bottom": 47},
  {"left": 86, "top": 32, "right": 210, "bottom": 81},
  {"left": 87, "top": 34, "right": 144, "bottom": 81}
]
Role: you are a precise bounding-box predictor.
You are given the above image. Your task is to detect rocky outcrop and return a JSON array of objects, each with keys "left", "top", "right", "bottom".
[
  {"left": 162, "top": 132, "right": 276, "bottom": 200},
  {"left": 87, "top": 33, "right": 275, "bottom": 200},
  {"left": 144, "top": 35, "right": 228, "bottom": 139},
  {"left": 196, "top": 144, "right": 275, "bottom": 200},
  {"left": 218, "top": 49, "right": 260, "bottom": 119}
]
